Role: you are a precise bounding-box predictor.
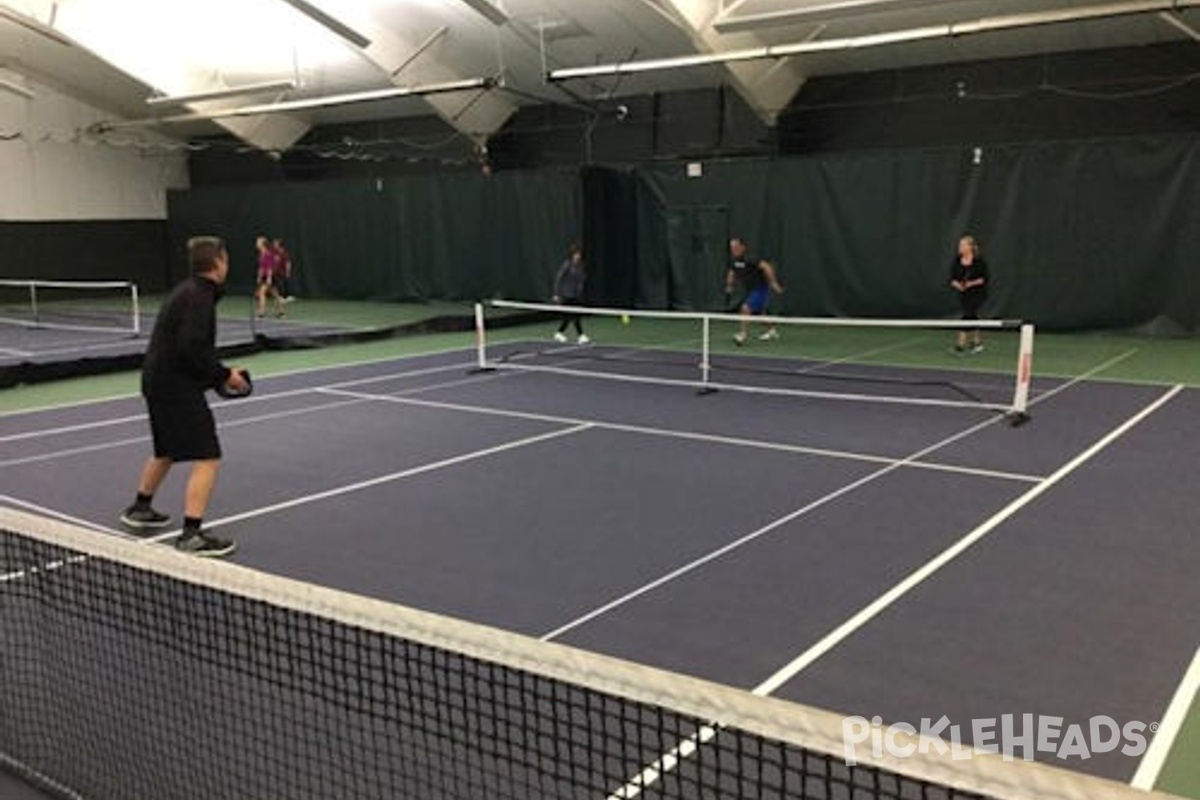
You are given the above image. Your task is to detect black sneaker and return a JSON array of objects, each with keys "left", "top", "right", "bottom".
[
  {"left": 120, "top": 505, "right": 171, "bottom": 530},
  {"left": 174, "top": 531, "right": 237, "bottom": 558}
]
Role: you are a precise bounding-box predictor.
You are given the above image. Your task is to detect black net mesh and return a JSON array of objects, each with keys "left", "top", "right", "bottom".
[{"left": 0, "top": 513, "right": 1128, "bottom": 800}]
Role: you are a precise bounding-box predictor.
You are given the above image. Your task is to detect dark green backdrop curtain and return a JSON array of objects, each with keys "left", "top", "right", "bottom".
[
  {"left": 167, "top": 136, "right": 1200, "bottom": 333},
  {"left": 632, "top": 135, "right": 1200, "bottom": 331},
  {"left": 167, "top": 169, "right": 580, "bottom": 303}
]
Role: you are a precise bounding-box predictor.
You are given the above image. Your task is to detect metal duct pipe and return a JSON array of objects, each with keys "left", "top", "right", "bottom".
[{"left": 550, "top": 0, "right": 1200, "bottom": 80}]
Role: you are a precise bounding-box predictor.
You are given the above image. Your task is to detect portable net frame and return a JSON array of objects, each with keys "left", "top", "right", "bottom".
[
  {"left": 0, "top": 505, "right": 1173, "bottom": 800},
  {"left": 478, "top": 301, "right": 1034, "bottom": 424},
  {"left": 0, "top": 279, "right": 141, "bottom": 337}
]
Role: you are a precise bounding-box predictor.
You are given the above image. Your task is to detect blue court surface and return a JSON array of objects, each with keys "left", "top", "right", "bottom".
[{"left": 2, "top": 344, "right": 1199, "bottom": 792}]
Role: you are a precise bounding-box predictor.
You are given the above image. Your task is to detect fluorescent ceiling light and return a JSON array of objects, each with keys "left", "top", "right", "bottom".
[
  {"left": 276, "top": 0, "right": 371, "bottom": 48},
  {"left": 0, "top": 77, "right": 35, "bottom": 99},
  {"left": 459, "top": 0, "right": 509, "bottom": 26},
  {"left": 147, "top": 79, "right": 298, "bottom": 106},
  {"left": 713, "top": 0, "right": 955, "bottom": 33}
]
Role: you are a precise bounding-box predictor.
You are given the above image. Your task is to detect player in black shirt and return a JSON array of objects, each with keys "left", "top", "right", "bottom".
[
  {"left": 725, "top": 237, "right": 784, "bottom": 346},
  {"left": 949, "top": 235, "right": 989, "bottom": 354},
  {"left": 120, "top": 236, "right": 248, "bottom": 557}
]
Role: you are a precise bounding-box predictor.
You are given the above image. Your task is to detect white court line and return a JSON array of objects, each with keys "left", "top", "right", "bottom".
[
  {"left": 539, "top": 405, "right": 1029, "bottom": 643},
  {"left": 0, "top": 494, "right": 125, "bottom": 536},
  {"left": 0, "top": 369, "right": 511, "bottom": 469},
  {"left": 0, "top": 359, "right": 476, "bottom": 444},
  {"left": 1034, "top": 348, "right": 1140, "bottom": 401},
  {"left": 790, "top": 336, "right": 929, "bottom": 375},
  {"left": 1131, "top": 646, "right": 1200, "bottom": 791},
  {"left": 1, "top": 424, "right": 591, "bottom": 559},
  {"left": 317, "top": 387, "right": 1044, "bottom": 484},
  {"left": 0, "top": 346, "right": 34, "bottom": 358},
  {"left": 146, "top": 423, "right": 594, "bottom": 541},
  {"left": 0, "top": 397, "right": 372, "bottom": 469},
  {"left": 604, "top": 383, "right": 1185, "bottom": 799},
  {"left": 0, "top": 343, "right": 484, "bottom": 420},
  {"left": 751, "top": 383, "right": 1185, "bottom": 695}
]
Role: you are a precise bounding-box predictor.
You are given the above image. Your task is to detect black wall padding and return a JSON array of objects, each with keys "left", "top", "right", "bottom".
[{"left": 0, "top": 221, "right": 171, "bottom": 293}]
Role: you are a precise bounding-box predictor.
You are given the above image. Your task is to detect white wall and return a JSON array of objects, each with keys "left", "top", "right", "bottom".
[{"left": 0, "top": 78, "right": 188, "bottom": 221}]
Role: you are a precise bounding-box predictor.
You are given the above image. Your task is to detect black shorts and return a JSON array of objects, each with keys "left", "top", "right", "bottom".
[{"left": 145, "top": 392, "right": 221, "bottom": 461}]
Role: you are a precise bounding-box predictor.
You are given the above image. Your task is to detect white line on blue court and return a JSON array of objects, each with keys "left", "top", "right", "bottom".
[
  {"left": 0, "top": 367, "right": 515, "bottom": 469},
  {"left": 751, "top": 383, "right": 1185, "bottom": 696},
  {"left": 538, "top": 402, "right": 1035, "bottom": 643},
  {"left": 791, "top": 336, "right": 929, "bottom": 374},
  {"left": 0, "top": 359, "right": 478, "bottom": 443},
  {"left": 0, "top": 343, "right": 485, "bottom": 420},
  {"left": 316, "top": 386, "right": 1045, "bottom": 484},
  {"left": 154, "top": 423, "right": 594, "bottom": 541},
  {"left": 1131, "top": 645, "right": 1200, "bottom": 791},
  {"left": 600, "top": 382, "right": 1184, "bottom": 798},
  {"left": 0, "top": 494, "right": 126, "bottom": 536}
]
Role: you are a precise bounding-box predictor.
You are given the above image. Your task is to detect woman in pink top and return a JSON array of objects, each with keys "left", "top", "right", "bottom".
[{"left": 254, "top": 236, "right": 284, "bottom": 318}]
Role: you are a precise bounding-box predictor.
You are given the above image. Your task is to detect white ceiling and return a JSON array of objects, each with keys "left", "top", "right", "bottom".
[{"left": 1, "top": 0, "right": 1196, "bottom": 148}]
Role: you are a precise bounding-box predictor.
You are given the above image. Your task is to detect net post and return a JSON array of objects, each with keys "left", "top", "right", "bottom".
[
  {"left": 471, "top": 302, "right": 494, "bottom": 374},
  {"left": 1007, "top": 323, "right": 1035, "bottom": 426},
  {"left": 130, "top": 283, "right": 141, "bottom": 337},
  {"left": 698, "top": 314, "right": 717, "bottom": 395}
]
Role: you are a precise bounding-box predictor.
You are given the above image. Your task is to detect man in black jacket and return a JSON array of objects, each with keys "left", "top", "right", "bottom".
[{"left": 120, "top": 236, "right": 248, "bottom": 557}]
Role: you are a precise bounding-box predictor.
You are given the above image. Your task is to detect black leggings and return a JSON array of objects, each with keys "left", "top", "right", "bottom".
[
  {"left": 557, "top": 314, "right": 583, "bottom": 335},
  {"left": 960, "top": 295, "right": 984, "bottom": 333}
]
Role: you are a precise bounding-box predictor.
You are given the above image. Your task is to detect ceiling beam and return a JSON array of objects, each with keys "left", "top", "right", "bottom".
[
  {"left": 275, "top": 0, "right": 371, "bottom": 48},
  {"left": 458, "top": 0, "right": 509, "bottom": 27},
  {"left": 0, "top": 4, "right": 72, "bottom": 46},
  {"left": 714, "top": 0, "right": 957, "bottom": 34},
  {"left": 146, "top": 79, "right": 298, "bottom": 107},
  {"left": 552, "top": 0, "right": 1200, "bottom": 80},
  {"left": 0, "top": 77, "right": 35, "bottom": 99},
  {"left": 1158, "top": 10, "right": 1200, "bottom": 41},
  {"left": 652, "top": 0, "right": 806, "bottom": 125}
]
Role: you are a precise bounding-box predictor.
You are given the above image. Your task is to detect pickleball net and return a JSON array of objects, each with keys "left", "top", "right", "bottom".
[
  {"left": 477, "top": 301, "right": 1034, "bottom": 423},
  {"left": 1, "top": 505, "right": 1169, "bottom": 800},
  {"left": 0, "top": 279, "right": 141, "bottom": 337}
]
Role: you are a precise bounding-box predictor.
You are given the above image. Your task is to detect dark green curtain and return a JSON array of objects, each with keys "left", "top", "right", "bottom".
[
  {"left": 167, "top": 169, "right": 580, "bottom": 303},
  {"left": 168, "top": 135, "right": 1200, "bottom": 332},
  {"left": 633, "top": 135, "right": 1200, "bottom": 332}
]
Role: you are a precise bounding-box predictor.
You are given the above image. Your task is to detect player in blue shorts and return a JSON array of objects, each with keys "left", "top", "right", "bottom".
[{"left": 725, "top": 237, "right": 784, "bottom": 346}]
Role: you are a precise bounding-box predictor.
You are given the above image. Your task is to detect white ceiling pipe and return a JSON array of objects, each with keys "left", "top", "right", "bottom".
[
  {"left": 97, "top": 77, "right": 495, "bottom": 129},
  {"left": 551, "top": 0, "right": 1200, "bottom": 80}
]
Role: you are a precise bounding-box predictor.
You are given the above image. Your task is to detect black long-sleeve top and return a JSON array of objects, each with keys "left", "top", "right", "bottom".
[
  {"left": 141, "top": 275, "right": 229, "bottom": 399},
  {"left": 949, "top": 256, "right": 989, "bottom": 301}
]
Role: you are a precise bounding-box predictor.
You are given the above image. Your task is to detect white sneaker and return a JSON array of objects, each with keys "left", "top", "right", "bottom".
[
  {"left": 577, "top": 334, "right": 591, "bottom": 344},
  {"left": 554, "top": 332, "right": 568, "bottom": 343},
  {"left": 733, "top": 332, "right": 747, "bottom": 346},
  {"left": 759, "top": 328, "right": 779, "bottom": 341}
]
